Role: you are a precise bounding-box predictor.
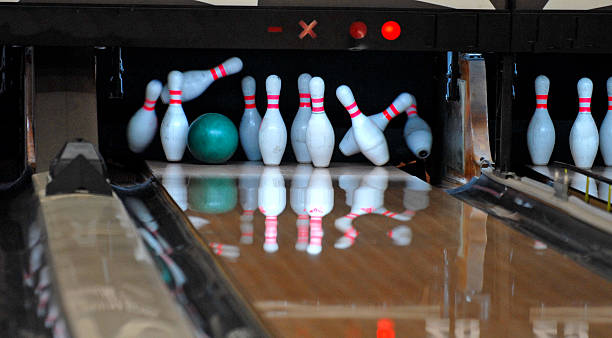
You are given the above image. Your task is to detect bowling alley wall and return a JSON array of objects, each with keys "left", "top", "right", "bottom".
[{"left": 95, "top": 48, "right": 441, "bottom": 177}]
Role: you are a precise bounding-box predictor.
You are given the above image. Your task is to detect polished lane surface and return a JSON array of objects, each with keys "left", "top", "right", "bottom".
[{"left": 150, "top": 161, "right": 612, "bottom": 337}]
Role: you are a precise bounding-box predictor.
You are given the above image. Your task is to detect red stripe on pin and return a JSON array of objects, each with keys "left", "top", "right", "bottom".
[
  {"left": 299, "top": 102, "right": 311, "bottom": 107},
  {"left": 382, "top": 109, "right": 392, "bottom": 120},
  {"left": 268, "top": 95, "right": 280, "bottom": 99},
  {"left": 536, "top": 95, "right": 548, "bottom": 100},
  {"left": 390, "top": 104, "right": 399, "bottom": 116},
  {"left": 312, "top": 98, "right": 324, "bottom": 103},
  {"left": 350, "top": 110, "right": 361, "bottom": 118},
  {"left": 143, "top": 105, "right": 155, "bottom": 111},
  {"left": 579, "top": 98, "right": 591, "bottom": 103},
  {"left": 312, "top": 107, "right": 324, "bottom": 112},
  {"left": 299, "top": 93, "right": 310, "bottom": 99},
  {"left": 244, "top": 95, "right": 255, "bottom": 100},
  {"left": 608, "top": 96, "right": 612, "bottom": 101},
  {"left": 609, "top": 105, "right": 612, "bottom": 110},
  {"left": 169, "top": 90, "right": 182, "bottom": 95},
  {"left": 536, "top": 104, "right": 547, "bottom": 109},
  {"left": 345, "top": 102, "right": 357, "bottom": 110},
  {"left": 579, "top": 107, "right": 591, "bottom": 112},
  {"left": 219, "top": 64, "right": 227, "bottom": 77},
  {"left": 169, "top": 99, "right": 181, "bottom": 104},
  {"left": 211, "top": 68, "right": 219, "bottom": 80},
  {"left": 245, "top": 103, "right": 256, "bottom": 109},
  {"left": 268, "top": 104, "right": 279, "bottom": 108},
  {"left": 145, "top": 99, "right": 157, "bottom": 105}
]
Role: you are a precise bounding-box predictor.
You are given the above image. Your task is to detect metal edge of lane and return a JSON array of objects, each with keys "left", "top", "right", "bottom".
[
  {"left": 112, "top": 162, "right": 272, "bottom": 338},
  {"left": 447, "top": 168, "right": 612, "bottom": 281}
]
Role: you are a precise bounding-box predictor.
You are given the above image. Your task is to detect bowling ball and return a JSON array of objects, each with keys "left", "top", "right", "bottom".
[
  {"left": 188, "top": 113, "right": 238, "bottom": 163},
  {"left": 188, "top": 177, "right": 237, "bottom": 214}
]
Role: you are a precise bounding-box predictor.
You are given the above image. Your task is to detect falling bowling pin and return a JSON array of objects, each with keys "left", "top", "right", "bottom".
[
  {"left": 258, "top": 167, "right": 286, "bottom": 253},
  {"left": 306, "top": 77, "right": 335, "bottom": 167},
  {"left": 305, "top": 168, "right": 334, "bottom": 255},
  {"left": 339, "top": 92, "right": 412, "bottom": 156},
  {"left": 161, "top": 57, "right": 243, "bottom": 103},
  {"left": 239, "top": 76, "right": 262, "bottom": 161},
  {"left": 600, "top": 77, "right": 612, "bottom": 166},
  {"left": 527, "top": 75, "right": 555, "bottom": 165},
  {"left": 403, "top": 96, "right": 432, "bottom": 159},
  {"left": 291, "top": 73, "right": 313, "bottom": 163},
  {"left": 127, "top": 79, "right": 162, "bottom": 153},
  {"left": 160, "top": 71, "right": 189, "bottom": 162},
  {"left": 336, "top": 85, "right": 389, "bottom": 166},
  {"left": 259, "top": 75, "right": 287, "bottom": 165},
  {"left": 570, "top": 78, "right": 599, "bottom": 169}
]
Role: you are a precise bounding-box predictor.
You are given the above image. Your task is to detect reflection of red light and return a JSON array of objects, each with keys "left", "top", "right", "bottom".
[
  {"left": 350, "top": 21, "right": 367, "bottom": 39},
  {"left": 377, "top": 318, "right": 395, "bottom": 338},
  {"left": 381, "top": 21, "right": 401, "bottom": 40}
]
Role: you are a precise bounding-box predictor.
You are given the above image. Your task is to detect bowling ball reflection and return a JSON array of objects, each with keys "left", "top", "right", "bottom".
[{"left": 188, "top": 177, "right": 237, "bottom": 214}]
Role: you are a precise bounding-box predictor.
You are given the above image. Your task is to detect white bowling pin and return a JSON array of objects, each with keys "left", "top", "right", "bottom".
[
  {"left": 259, "top": 75, "right": 287, "bottom": 165},
  {"left": 160, "top": 71, "right": 189, "bottom": 162},
  {"left": 339, "top": 92, "right": 412, "bottom": 156},
  {"left": 305, "top": 168, "right": 334, "bottom": 255},
  {"left": 127, "top": 79, "right": 162, "bottom": 153},
  {"left": 336, "top": 85, "right": 389, "bottom": 166},
  {"left": 258, "top": 167, "right": 286, "bottom": 252},
  {"left": 600, "top": 77, "right": 612, "bottom": 166},
  {"left": 403, "top": 96, "right": 433, "bottom": 159},
  {"left": 163, "top": 163, "right": 188, "bottom": 211},
  {"left": 290, "top": 165, "right": 313, "bottom": 251},
  {"left": 239, "top": 76, "right": 262, "bottom": 161},
  {"left": 306, "top": 77, "right": 335, "bottom": 168},
  {"left": 161, "top": 57, "right": 243, "bottom": 103},
  {"left": 527, "top": 75, "right": 555, "bottom": 165},
  {"left": 570, "top": 78, "right": 599, "bottom": 169},
  {"left": 291, "top": 73, "right": 313, "bottom": 163}
]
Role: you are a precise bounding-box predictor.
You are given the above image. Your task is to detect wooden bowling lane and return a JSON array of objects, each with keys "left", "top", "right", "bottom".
[{"left": 150, "top": 162, "right": 612, "bottom": 337}]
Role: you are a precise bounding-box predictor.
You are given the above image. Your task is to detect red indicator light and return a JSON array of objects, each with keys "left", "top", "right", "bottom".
[
  {"left": 268, "top": 26, "right": 283, "bottom": 33},
  {"left": 381, "top": 21, "right": 400, "bottom": 40},
  {"left": 350, "top": 21, "right": 367, "bottom": 39}
]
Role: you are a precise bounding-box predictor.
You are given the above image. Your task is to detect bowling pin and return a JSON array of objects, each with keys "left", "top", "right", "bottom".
[
  {"left": 336, "top": 85, "right": 389, "bottom": 166},
  {"left": 570, "top": 77, "right": 599, "bottom": 169},
  {"left": 291, "top": 73, "right": 313, "bottom": 163},
  {"left": 160, "top": 71, "right": 189, "bottom": 162},
  {"left": 161, "top": 57, "right": 243, "bottom": 103},
  {"left": 306, "top": 77, "right": 335, "bottom": 168},
  {"left": 127, "top": 79, "right": 162, "bottom": 153},
  {"left": 305, "top": 168, "right": 334, "bottom": 255},
  {"left": 403, "top": 96, "right": 433, "bottom": 159},
  {"left": 290, "top": 165, "right": 313, "bottom": 251},
  {"left": 600, "top": 77, "right": 612, "bottom": 166},
  {"left": 339, "top": 92, "right": 412, "bottom": 156},
  {"left": 239, "top": 76, "right": 262, "bottom": 161},
  {"left": 259, "top": 75, "right": 287, "bottom": 165},
  {"left": 527, "top": 75, "right": 555, "bottom": 165},
  {"left": 258, "top": 167, "right": 286, "bottom": 253}
]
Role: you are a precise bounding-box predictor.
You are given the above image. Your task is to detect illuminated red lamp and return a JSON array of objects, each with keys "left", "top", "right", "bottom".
[
  {"left": 350, "top": 21, "right": 367, "bottom": 39},
  {"left": 381, "top": 21, "right": 401, "bottom": 40}
]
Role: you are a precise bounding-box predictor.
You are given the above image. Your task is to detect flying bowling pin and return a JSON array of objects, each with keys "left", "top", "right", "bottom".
[
  {"left": 570, "top": 78, "right": 599, "bottom": 169},
  {"left": 127, "top": 79, "right": 162, "bottom": 153},
  {"left": 258, "top": 167, "right": 286, "bottom": 253},
  {"left": 161, "top": 57, "right": 243, "bottom": 103},
  {"left": 306, "top": 77, "right": 335, "bottom": 167},
  {"left": 336, "top": 85, "right": 389, "bottom": 166},
  {"left": 259, "top": 75, "right": 287, "bottom": 165},
  {"left": 290, "top": 165, "right": 313, "bottom": 251},
  {"left": 339, "top": 92, "right": 412, "bottom": 156},
  {"left": 160, "top": 71, "right": 189, "bottom": 162},
  {"left": 291, "top": 73, "right": 313, "bottom": 163},
  {"left": 527, "top": 75, "right": 555, "bottom": 165},
  {"left": 239, "top": 76, "right": 262, "bottom": 161},
  {"left": 403, "top": 96, "right": 433, "bottom": 159},
  {"left": 305, "top": 168, "right": 334, "bottom": 255},
  {"left": 600, "top": 77, "right": 612, "bottom": 166}
]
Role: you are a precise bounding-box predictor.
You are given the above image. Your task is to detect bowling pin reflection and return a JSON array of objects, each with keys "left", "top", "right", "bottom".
[
  {"left": 291, "top": 165, "right": 313, "bottom": 251},
  {"left": 239, "top": 164, "right": 262, "bottom": 245},
  {"left": 305, "top": 168, "right": 334, "bottom": 255},
  {"left": 162, "top": 164, "right": 188, "bottom": 211},
  {"left": 258, "top": 167, "right": 286, "bottom": 253},
  {"left": 570, "top": 172, "right": 598, "bottom": 197}
]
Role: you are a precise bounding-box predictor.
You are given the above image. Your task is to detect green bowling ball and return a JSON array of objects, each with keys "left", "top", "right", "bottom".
[
  {"left": 188, "top": 113, "right": 238, "bottom": 163},
  {"left": 188, "top": 177, "right": 237, "bottom": 214}
]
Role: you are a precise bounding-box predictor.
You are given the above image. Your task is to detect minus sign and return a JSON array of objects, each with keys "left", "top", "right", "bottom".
[{"left": 268, "top": 26, "right": 283, "bottom": 33}]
